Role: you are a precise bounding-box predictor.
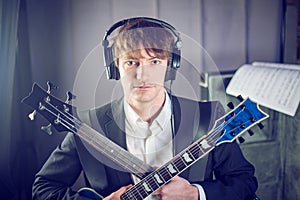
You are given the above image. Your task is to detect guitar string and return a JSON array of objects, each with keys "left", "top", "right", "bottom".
[
  {"left": 47, "top": 98, "right": 245, "bottom": 179},
  {"left": 121, "top": 107, "right": 251, "bottom": 199},
  {"left": 43, "top": 99, "right": 250, "bottom": 199},
  {"left": 153, "top": 106, "right": 251, "bottom": 182},
  {"left": 43, "top": 100, "right": 153, "bottom": 177},
  {"left": 126, "top": 108, "right": 265, "bottom": 199},
  {"left": 79, "top": 123, "right": 153, "bottom": 176},
  {"left": 163, "top": 107, "right": 249, "bottom": 177},
  {"left": 78, "top": 125, "right": 149, "bottom": 177},
  {"left": 122, "top": 134, "right": 248, "bottom": 199},
  {"left": 79, "top": 101, "right": 246, "bottom": 200}
]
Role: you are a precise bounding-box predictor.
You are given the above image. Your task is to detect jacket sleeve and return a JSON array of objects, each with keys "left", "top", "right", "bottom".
[
  {"left": 200, "top": 141, "right": 258, "bottom": 200},
  {"left": 32, "top": 133, "right": 90, "bottom": 200}
]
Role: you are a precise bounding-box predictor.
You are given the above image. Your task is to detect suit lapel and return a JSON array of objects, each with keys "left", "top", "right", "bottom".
[
  {"left": 104, "top": 99, "right": 127, "bottom": 149},
  {"left": 101, "top": 99, "right": 133, "bottom": 186},
  {"left": 171, "top": 96, "right": 213, "bottom": 182},
  {"left": 171, "top": 96, "right": 197, "bottom": 154},
  {"left": 101, "top": 96, "right": 212, "bottom": 185}
]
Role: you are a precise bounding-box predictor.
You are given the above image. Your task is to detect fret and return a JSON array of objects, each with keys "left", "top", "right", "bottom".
[
  {"left": 121, "top": 189, "right": 137, "bottom": 200},
  {"left": 145, "top": 175, "right": 159, "bottom": 191},
  {"left": 178, "top": 154, "right": 189, "bottom": 167},
  {"left": 124, "top": 183, "right": 145, "bottom": 200},
  {"left": 182, "top": 151, "right": 194, "bottom": 164},
  {"left": 77, "top": 124, "right": 154, "bottom": 179},
  {"left": 158, "top": 166, "right": 172, "bottom": 182},
  {"left": 196, "top": 142, "right": 206, "bottom": 154},
  {"left": 173, "top": 156, "right": 186, "bottom": 172},
  {"left": 187, "top": 147, "right": 197, "bottom": 160},
  {"left": 122, "top": 137, "right": 216, "bottom": 200},
  {"left": 131, "top": 185, "right": 143, "bottom": 199},
  {"left": 148, "top": 173, "right": 166, "bottom": 191},
  {"left": 133, "top": 181, "right": 151, "bottom": 200},
  {"left": 153, "top": 173, "right": 164, "bottom": 185},
  {"left": 137, "top": 184, "right": 148, "bottom": 198},
  {"left": 167, "top": 163, "right": 178, "bottom": 174},
  {"left": 199, "top": 138, "right": 212, "bottom": 149},
  {"left": 142, "top": 180, "right": 153, "bottom": 193},
  {"left": 190, "top": 143, "right": 203, "bottom": 159},
  {"left": 24, "top": 83, "right": 268, "bottom": 200},
  {"left": 122, "top": 181, "right": 147, "bottom": 200},
  {"left": 128, "top": 172, "right": 167, "bottom": 200}
]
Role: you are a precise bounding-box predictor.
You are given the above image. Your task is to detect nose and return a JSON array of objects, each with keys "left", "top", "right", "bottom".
[
  {"left": 136, "top": 61, "right": 148, "bottom": 81},
  {"left": 136, "top": 64, "right": 143, "bottom": 80}
]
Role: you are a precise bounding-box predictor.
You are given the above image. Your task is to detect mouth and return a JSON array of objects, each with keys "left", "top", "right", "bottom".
[
  {"left": 134, "top": 85, "right": 153, "bottom": 90},
  {"left": 133, "top": 82, "right": 157, "bottom": 90}
]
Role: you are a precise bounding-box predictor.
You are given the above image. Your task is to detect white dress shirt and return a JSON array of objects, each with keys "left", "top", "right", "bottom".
[{"left": 124, "top": 92, "right": 206, "bottom": 200}]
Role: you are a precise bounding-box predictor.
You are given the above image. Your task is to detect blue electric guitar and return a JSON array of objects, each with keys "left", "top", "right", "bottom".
[{"left": 22, "top": 82, "right": 268, "bottom": 200}]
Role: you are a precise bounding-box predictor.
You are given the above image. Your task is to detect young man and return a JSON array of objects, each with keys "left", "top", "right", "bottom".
[{"left": 32, "top": 17, "right": 258, "bottom": 200}]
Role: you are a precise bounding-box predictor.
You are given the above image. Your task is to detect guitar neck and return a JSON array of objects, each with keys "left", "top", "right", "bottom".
[
  {"left": 21, "top": 83, "right": 268, "bottom": 200},
  {"left": 21, "top": 83, "right": 153, "bottom": 179},
  {"left": 77, "top": 123, "right": 154, "bottom": 179},
  {"left": 121, "top": 134, "right": 216, "bottom": 200}
]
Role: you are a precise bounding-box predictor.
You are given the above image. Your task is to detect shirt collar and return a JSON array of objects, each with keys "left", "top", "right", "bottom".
[{"left": 124, "top": 90, "right": 172, "bottom": 131}]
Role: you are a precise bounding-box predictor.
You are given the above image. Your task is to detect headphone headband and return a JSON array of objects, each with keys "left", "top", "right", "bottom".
[{"left": 102, "top": 17, "right": 181, "bottom": 80}]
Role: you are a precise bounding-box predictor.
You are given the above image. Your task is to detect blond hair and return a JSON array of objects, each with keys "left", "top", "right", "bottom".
[{"left": 113, "top": 18, "right": 175, "bottom": 65}]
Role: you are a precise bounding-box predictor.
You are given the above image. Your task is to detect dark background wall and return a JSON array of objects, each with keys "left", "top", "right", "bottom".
[{"left": 0, "top": 0, "right": 299, "bottom": 199}]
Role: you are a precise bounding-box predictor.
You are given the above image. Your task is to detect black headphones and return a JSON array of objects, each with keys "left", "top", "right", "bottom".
[{"left": 102, "top": 17, "right": 182, "bottom": 80}]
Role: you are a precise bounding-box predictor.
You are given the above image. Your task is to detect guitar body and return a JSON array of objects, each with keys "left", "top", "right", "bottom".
[
  {"left": 22, "top": 83, "right": 268, "bottom": 200},
  {"left": 78, "top": 187, "right": 103, "bottom": 200}
]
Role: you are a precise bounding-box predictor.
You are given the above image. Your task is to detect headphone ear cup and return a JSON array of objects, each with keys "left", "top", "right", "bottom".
[
  {"left": 172, "top": 47, "right": 181, "bottom": 70},
  {"left": 165, "top": 47, "right": 181, "bottom": 81},
  {"left": 103, "top": 17, "right": 181, "bottom": 81},
  {"left": 104, "top": 45, "right": 120, "bottom": 80}
]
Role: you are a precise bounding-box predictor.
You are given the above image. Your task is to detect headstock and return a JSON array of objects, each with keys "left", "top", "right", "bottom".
[
  {"left": 212, "top": 96, "right": 269, "bottom": 145},
  {"left": 21, "top": 82, "right": 78, "bottom": 134}
]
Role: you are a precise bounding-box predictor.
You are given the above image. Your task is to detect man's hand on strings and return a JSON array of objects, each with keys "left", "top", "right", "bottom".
[
  {"left": 153, "top": 176, "right": 199, "bottom": 200},
  {"left": 103, "top": 185, "right": 132, "bottom": 200}
]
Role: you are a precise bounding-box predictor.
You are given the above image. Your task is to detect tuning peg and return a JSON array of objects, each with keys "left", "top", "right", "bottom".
[
  {"left": 227, "top": 102, "right": 234, "bottom": 109},
  {"left": 248, "top": 129, "right": 254, "bottom": 136},
  {"left": 66, "top": 91, "right": 76, "bottom": 103},
  {"left": 47, "top": 81, "right": 58, "bottom": 93},
  {"left": 28, "top": 110, "right": 36, "bottom": 120},
  {"left": 237, "top": 95, "right": 244, "bottom": 102},
  {"left": 41, "top": 124, "right": 53, "bottom": 135},
  {"left": 257, "top": 123, "right": 264, "bottom": 129},
  {"left": 238, "top": 137, "right": 245, "bottom": 143},
  {"left": 230, "top": 132, "right": 236, "bottom": 137}
]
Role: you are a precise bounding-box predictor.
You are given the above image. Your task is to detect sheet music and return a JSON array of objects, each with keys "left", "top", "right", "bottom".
[{"left": 226, "top": 62, "right": 300, "bottom": 116}]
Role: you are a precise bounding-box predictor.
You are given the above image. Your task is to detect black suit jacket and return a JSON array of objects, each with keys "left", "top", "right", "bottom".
[{"left": 32, "top": 96, "right": 258, "bottom": 200}]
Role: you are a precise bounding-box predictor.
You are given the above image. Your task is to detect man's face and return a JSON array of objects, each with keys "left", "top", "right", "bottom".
[{"left": 118, "top": 49, "right": 168, "bottom": 105}]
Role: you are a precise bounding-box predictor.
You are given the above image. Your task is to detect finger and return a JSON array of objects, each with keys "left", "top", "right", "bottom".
[
  {"left": 119, "top": 184, "right": 133, "bottom": 193},
  {"left": 104, "top": 184, "right": 133, "bottom": 200}
]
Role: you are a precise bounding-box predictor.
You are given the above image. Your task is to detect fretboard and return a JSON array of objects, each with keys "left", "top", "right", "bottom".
[
  {"left": 76, "top": 123, "right": 154, "bottom": 179},
  {"left": 120, "top": 134, "right": 216, "bottom": 200}
]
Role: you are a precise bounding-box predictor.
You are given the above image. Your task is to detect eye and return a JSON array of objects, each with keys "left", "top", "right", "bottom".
[
  {"left": 152, "top": 60, "right": 160, "bottom": 65},
  {"left": 125, "top": 60, "right": 138, "bottom": 68},
  {"left": 127, "top": 61, "right": 136, "bottom": 65}
]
